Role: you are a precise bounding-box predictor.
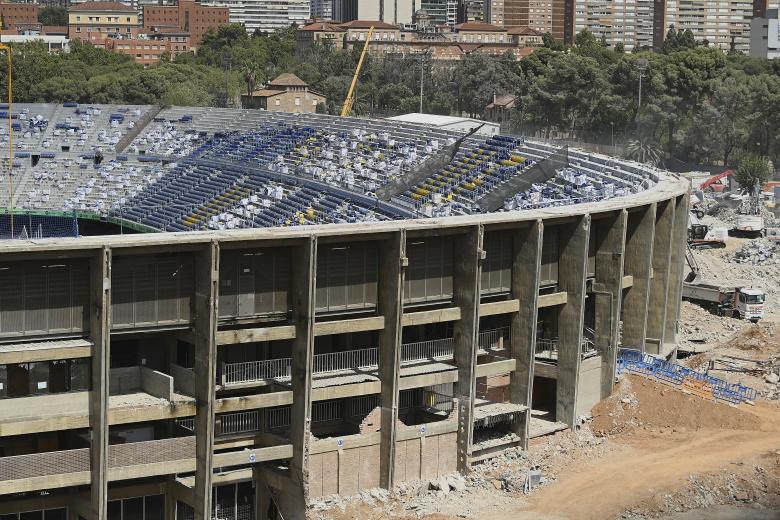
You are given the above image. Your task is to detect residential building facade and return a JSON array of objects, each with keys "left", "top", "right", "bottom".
[
  {"left": 202, "top": 0, "right": 310, "bottom": 33},
  {"left": 751, "top": 7, "right": 780, "bottom": 58},
  {"left": 485, "top": 0, "right": 505, "bottom": 25},
  {"left": 310, "top": 0, "right": 333, "bottom": 19},
  {"left": 574, "top": 0, "right": 656, "bottom": 50},
  {"left": 0, "top": 2, "right": 38, "bottom": 32},
  {"left": 503, "top": 0, "right": 573, "bottom": 43},
  {"left": 68, "top": 1, "right": 140, "bottom": 41},
  {"left": 333, "top": 0, "right": 415, "bottom": 25},
  {"left": 142, "top": 0, "right": 229, "bottom": 46},
  {"left": 421, "top": 0, "right": 458, "bottom": 25}
]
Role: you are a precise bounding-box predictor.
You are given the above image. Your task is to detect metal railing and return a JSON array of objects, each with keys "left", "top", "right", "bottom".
[
  {"left": 218, "top": 410, "right": 263, "bottom": 436},
  {"left": 222, "top": 357, "right": 291, "bottom": 385},
  {"left": 313, "top": 347, "right": 378, "bottom": 373},
  {"left": 312, "top": 400, "right": 342, "bottom": 423},
  {"left": 267, "top": 407, "right": 291, "bottom": 430},
  {"left": 422, "top": 389, "right": 454, "bottom": 414},
  {"left": 535, "top": 336, "right": 598, "bottom": 361},
  {"left": 221, "top": 327, "right": 510, "bottom": 385},
  {"left": 349, "top": 394, "right": 380, "bottom": 418},
  {"left": 401, "top": 336, "right": 455, "bottom": 363}
]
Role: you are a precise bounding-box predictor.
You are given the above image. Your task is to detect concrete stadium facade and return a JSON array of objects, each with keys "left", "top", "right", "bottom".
[{"left": 0, "top": 172, "right": 688, "bottom": 520}]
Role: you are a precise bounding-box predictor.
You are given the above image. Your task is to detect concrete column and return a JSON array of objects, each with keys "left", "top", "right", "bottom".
[
  {"left": 289, "top": 236, "right": 317, "bottom": 512},
  {"left": 253, "top": 466, "right": 271, "bottom": 520},
  {"left": 165, "top": 487, "right": 176, "bottom": 520},
  {"left": 645, "top": 200, "right": 675, "bottom": 354},
  {"left": 555, "top": 216, "right": 590, "bottom": 428},
  {"left": 664, "top": 194, "right": 690, "bottom": 347},
  {"left": 453, "top": 225, "right": 483, "bottom": 472},
  {"left": 89, "top": 246, "right": 111, "bottom": 520},
  {"left": 593, "top": 211, "right": 627, "bottom": 399},
  {"left": 193, "top": 242, "right": 219, "bottom": 520},
  {"left": 379, "top": 231, "right": 405, "bottom": 489},
  {"left": 622, "top": 204, "right": 656, "bottom": 352},
  {"left": 509, "top": 220, "right": 542, "bottom": 448}
]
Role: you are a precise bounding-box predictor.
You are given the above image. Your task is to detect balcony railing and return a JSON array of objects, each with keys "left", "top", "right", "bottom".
[
  {"left": 220, "top": 328, "right": 510, "bottom": 386},
  {"left": 218, "top": 410, "right": 263, "bottom": 436},
  {"left": 535, "top": 335, "right": 598, "bottom": 362}
]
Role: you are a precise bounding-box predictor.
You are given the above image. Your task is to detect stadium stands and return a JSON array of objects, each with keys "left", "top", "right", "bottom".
[{"left": 0, "top": 104, "right": 662, "bottom": 236}]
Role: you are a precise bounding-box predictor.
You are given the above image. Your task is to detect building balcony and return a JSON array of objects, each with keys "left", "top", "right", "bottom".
[
  {"left": 534, "top": 329, "right": 599, "bottom": 364},
  {"left": 218, "top": 327, "right": 511, "bottom": 390},
  {"left": 0, "top": 366, "right": 195, "bottom": 437}
]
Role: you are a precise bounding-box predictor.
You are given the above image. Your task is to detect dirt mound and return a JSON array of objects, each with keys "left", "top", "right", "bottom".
[{"left": 591, "top": 375, "right": 761, "bottom": 436}]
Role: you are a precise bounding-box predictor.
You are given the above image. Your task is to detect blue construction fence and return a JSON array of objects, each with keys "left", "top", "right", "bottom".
[{"left": 617, "top": 348, "right": 757, "bottom": 405}]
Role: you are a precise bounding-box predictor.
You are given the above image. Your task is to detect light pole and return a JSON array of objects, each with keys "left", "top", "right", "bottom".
[
  {"left": 610, "top": 121, "right": 614, "bottom": 153},
  {"left": 0, "top": 44, "right": 12, "bottom": 238},
  {"left": 636, "top": 58, "right": 648, "bottom": 113}
]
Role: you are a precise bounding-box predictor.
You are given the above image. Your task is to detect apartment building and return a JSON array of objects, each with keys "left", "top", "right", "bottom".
[
  {"left": 201, "top": 0, "right": 310, "bottom": 33},
  {"left": 751, "top": 7, "right": 780, "bottom": 57},
  {"left": 68, "top": 2, "right": 140, "bottom": 41},
  {"left": 333, "top": 0, "right": 415, "bottom": 25},
  {"left": 574, "top": 0, "right": 656, "bottom": 50},
  {"left": 310, "top": 0, "right": 333, "bottom": 20},
  {"left": 663, "top": 0, "right": 755, "bottom": 52},
  {"left": 485, "top": 0, "right": 505, "bottom": 25},
  {"left": 457, "top": 0, "right": 485, "bottom": 22},
  {"left": 421, "top": 0, "right": 459, "bottom": 25},
  {"left": 504, "top": 0, "right": 574, "bottom": 43},
  {"left": 0, "top": 2, "right": 38, "bottom": 31},
  {"left": 142, "top": 0, "right": 229, "bottom": 46}
]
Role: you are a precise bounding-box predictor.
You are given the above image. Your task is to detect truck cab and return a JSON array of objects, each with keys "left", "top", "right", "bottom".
[{"left": 736, "top": 288, "right": 765, "bottom": 322}]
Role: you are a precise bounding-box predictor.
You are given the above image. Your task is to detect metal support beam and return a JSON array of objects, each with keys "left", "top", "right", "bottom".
[
  {"left": 664, "top": 193, "right": 690, "bottom": 348},
  {"left": 622, "top": 204, "right": 656, "bottom": 352},
  {"left": 89, "top": 247, "right": 111, "bottom": 520},
  {"left": 289, "top": 236, "right": 317, "bottom": 515},
  {"left": 193, "top": 242, "right": 219, "bottom": 520},
  {"left": 593, "top": 210, "right": 627, "bottom": 398},
  {"left": 646, "top": 199, "right": 675, "bottom": 354},
  {"left": 453, "top": 225, "right": 483, "bottom": 471},
  {"left": 509, "top": 220, "right": 542, "bottom": 448},
  {"left": 379, "top": 231, "right": 405, "bottom": 489},
  {"left": 555, "top": 216, "right": 590, "bottom": 428}
]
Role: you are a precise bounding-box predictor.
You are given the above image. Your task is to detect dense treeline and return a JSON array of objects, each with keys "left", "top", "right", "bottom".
[{"left": 1, "top": 25, "right": 778, "bottom": 168}]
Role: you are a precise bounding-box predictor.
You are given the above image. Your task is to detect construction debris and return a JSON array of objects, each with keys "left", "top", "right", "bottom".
[{"left": 732, "top": 239, "right": 780, "bottom": 265}]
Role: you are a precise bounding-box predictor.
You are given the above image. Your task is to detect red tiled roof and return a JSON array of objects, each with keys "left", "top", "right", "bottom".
[
  {"left": 42, "top": 25, "right": 69, "bottom": 35},
  {"left": 339, "top": 20, "right": 399, "bottom": 30},
  {"left": 454, "top": 22, "right": 505, "bottom": 32},
  {"left": 507, "top": 26, "right": 542, "bottom": 36},
  {"left": 300, "top": 21, "right": 345, "bottom": 32},
  {"left": 268, "top": 73, "right": 308, "bottom": 87},
  {"left": 69, "top": 1, "right": 137, "bottom": 12}
]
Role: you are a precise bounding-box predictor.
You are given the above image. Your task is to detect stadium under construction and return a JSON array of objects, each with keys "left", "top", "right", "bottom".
[{"left": 0, "top": 104, "right": 689, "bottom": 520}]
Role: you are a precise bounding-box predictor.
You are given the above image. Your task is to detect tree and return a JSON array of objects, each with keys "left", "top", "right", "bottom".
[
  {"left": 38, "top": 6, "right": 67, "bottom": 26},
  {"left": 542, "top": 32, "right": 565, "bottom": 51},
  {"left": 614, "top": 42, "right": 625, "bottom": 54},
  {"left": 733, "top": 152, "right": 771, "bottom": 192},
  {"left": 624, "top": 137, "right": 662, "bottom": 165}
]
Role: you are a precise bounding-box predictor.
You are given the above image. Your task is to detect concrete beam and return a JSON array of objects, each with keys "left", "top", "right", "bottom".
[
  {"left": 645, "top": 200, "right": 675, "bottom": 354},
  {"left": 538, "top": 291, "right": 567, "bottom": 307},
  {"left": 314, "top": 316, "right": 385, "bottom": 336},
  {"left": 453, "top": 225, "right": 482, "bottom": 472},
  {"left": 193, "top": 241, "right": 219, "bottom": 520},
  {"left": 89, "top": 246, "right": 111, "bottom": 520},
  {"left": 479, "top": 299, "right": 519, "bottom": 316},
  {"left": 289, "top": 236, "right": 316, "bottom": 516},
  {"left": 621, "top": 275, "right": 634, "bottom": 288},
  {"left": 216, "top": 325, "right": 296, "bottom": 345},
  {"left": 664, "top": 193, "right": 690, "bottom": 347},
  {"left": 622, "top": 203, "right": 656, "bottom": 352},
  {"left": 593, "top": 210, "right": 627, "bottom": 399},
  {"left": 378, "top": 231, "right": 404, "bottom": 489},
  {"left": 509, "top": 219, "right": 542, "bottom": 448},
  {"left": 401, "top": 306, "right": 461, "bottom": 326},
  {"left": 0, "top": 339, "right": 92, "bottom": 365},
  {"left": 555, "top": 216, "right": 590, "bottom": 428}
]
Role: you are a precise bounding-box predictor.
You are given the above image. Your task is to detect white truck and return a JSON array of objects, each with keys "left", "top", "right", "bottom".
[{"left": 683, "top": 246, "right": 765, "bottom": 321}]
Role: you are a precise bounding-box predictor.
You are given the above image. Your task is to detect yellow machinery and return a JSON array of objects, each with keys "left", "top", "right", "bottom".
[
  {"left": 0, "top": 44, "right": 12, "bottom": 237},
  {"left": 340, "top": 26, "right": 374, "bottom": 117}
]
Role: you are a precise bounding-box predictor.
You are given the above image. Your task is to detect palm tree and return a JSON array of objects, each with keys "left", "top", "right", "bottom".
[
  {"left": 243, "top": 64, "right": 258, "bottom": 97},
  {"left": 624, "top": 137, "right": 662, "bottom": 166}
]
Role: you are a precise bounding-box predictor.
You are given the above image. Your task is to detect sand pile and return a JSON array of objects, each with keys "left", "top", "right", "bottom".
[{"left": 590, "top": 375, "right": 761, "bottom": 436}]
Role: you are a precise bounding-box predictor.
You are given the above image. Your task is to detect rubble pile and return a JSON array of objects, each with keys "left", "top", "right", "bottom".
[{"left": 732, "top": 239, "right": 780, "bottom": 265}]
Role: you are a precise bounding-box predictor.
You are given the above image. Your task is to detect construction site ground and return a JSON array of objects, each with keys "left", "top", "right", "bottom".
[{"left": 312, "top": 226, "right": 780, "bottom": 520}]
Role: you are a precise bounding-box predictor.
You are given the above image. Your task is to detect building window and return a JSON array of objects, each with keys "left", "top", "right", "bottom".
[
  {"left": 295, "top": 97, "right": 301, "bottom": 106},
  {"left": 274, "top": 99, "right": 280, "bottom": 106}
]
